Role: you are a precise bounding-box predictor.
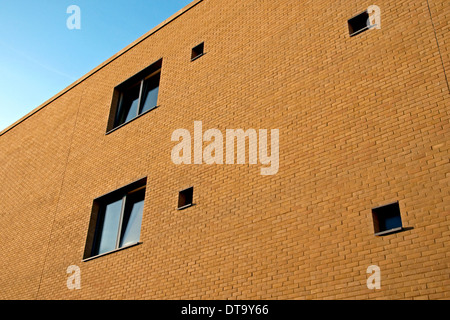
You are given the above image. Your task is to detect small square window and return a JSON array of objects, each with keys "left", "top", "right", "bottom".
[
  {"left": 372, "top": 202, "right": 403, "bottom": 236},
  {"left": 177, "top": 187, "right": 194, "bottom": 210},
  {"left": 107, "top": 59, "right": 162, "bottom": 132},
  {"left": 84, "top": 178, "right": 147, "bottom": 259},
  {"left": 191, "top": 42, "right": 204, "bottom": 61},
  {"left": 348, "top": 11, "right": 370, "bottom": 37}
]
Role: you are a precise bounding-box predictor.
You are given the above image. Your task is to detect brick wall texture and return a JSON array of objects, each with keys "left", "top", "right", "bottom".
[{"left": 0, "top": 0, "right": 449, "bottom": 300}]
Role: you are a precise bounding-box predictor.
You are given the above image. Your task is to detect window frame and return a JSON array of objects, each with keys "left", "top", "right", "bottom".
[
  {"left": 177, "top": 186, "right": 194, "bottom": 210},
  {"left": 106, "top": 59, "right": 162, "bottom": 134},
  {"left": 348, "top": 10, "right": 371, "bottom": 37},
  {"left": 371, "top": 201, "right": 404, "bottom": 236},
  {"left": 83, "top": 177, "right": 147, "bottom": 261},
  {"left": 191, "top": 42, "right": 205, "bottom": 61}
]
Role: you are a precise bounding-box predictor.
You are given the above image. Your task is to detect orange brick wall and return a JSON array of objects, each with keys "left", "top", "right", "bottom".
[{"left": 0, "top": 0, "right": 448, "bottom": 300}]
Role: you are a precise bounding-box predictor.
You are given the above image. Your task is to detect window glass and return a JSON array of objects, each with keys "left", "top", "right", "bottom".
[
  {"left": 85, "top": 178, "right": 147, "bottom": 259},
  {"left": 140, "top": 73, "right": 160, "bottom": 114},
  {"left": 120, "top": 189, "right": 145, "bottom": 247},
  {"left": 108, "top": 60, "right": 162, "bottom": 132},
  {"left": 95, "top": 198, "right": 123, "bottom": 255},
  {"left": 115, "top": 83, "right": 141, "bottom": 126},
  {"left": 382, "top": 213, "right": 402, "bottom": 231},
  {"left": 372, "top": 202, "right": 403, "bottom": 235}
]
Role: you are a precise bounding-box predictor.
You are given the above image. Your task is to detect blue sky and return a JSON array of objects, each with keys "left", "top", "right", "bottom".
[{"left": 0, "top": 0, "right": 193, "bottom": 131}]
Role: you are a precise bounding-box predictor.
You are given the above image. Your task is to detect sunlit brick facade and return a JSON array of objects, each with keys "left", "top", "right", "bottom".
[{"left": 1, "top": 0, "right": 449, "bottom": 299}]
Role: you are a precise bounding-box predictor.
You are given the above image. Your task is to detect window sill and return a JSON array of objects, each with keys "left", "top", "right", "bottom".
[
  {"left": 177, "top": 203, "right": 195, "bottom": 211},
  {"left": 82, "top": 242, "right": 142, "bottom": 262},
  {"left": 349, "top": 26, "right": 370, "bottom": 37},
  {"left": 374, "top": 227, "right": 403, "bottom": 236},
  {"left": 191, "top": 52, "right": 206, "bottom": 62},
  {"left": 105, "top": 105, "right": 160, "bottom": 135}
]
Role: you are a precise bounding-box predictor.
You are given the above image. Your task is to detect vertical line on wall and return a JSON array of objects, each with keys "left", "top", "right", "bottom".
[
  {"left": 34, "top": 86, "right": 86, "bottom": 299},
  {"left": 426, "top": 0, "right": 450, "bottom": 93}
]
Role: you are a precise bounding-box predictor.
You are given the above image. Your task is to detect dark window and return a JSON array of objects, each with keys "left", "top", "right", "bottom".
[
  {"left": 372, "top": 202, "right": 403, "bottom": 236},
  {"left": 107, "top": 59, "right": 162, "bottom": 132},
  {"left": 84, "top": 178, "right": 146, "bottom": 259},
  {"left": 140, "top": 72, "right": 160, "bottom": 114},
  {"left": 115, "top": 83, "right": 141, "bottom": 126},
  {"left": 348, "top": 11, "right": 370, "bottom": 37},
  {"left": 177, "top": 187, "right": 194, "bottom": 210},
  {"left": 191, "top": 42, "right": 205, "bottom": 61}
]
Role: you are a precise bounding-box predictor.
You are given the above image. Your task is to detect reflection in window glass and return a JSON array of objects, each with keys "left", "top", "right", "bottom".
[
  {"left": 140, "top": 73, "right": 160, "bottom": 114},
  {"left": 115, "top": 84, "right": 141, "bottom": 127},
  {"left": 112, "top": 67, "right": 161, "bottom": 129},
  {"left": 95, "top": 198, "right": 123, "bottom": 255},
  {"left": 120, "top": 189, "right": 145, "bottom": 247},
  {"left": 89, "top": 180, "right": 147, "bottom": 258}
]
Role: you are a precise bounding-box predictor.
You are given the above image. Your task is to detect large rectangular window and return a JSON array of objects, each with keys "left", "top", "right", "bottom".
[
  {"left": 107, "top": 59, "right": 162, "bottom": 132},
  {"left": 84, "top": 178, "right": 147, "bottom": 260}
]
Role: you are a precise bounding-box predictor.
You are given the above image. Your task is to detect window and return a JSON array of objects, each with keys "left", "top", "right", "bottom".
[
  {"left": 107, "top": 59, "right": 162, "bottom": 132},
  {"left": 84, "top": 178, "right": 147, "bottom": 259},
  {"left": 371, "top": 202, "right": 403, "bottom": 236},
  {"left": 177, "top": 186, "right": 194, "bottom": 210},
  {"left": 348, "top": 10, "right": 370, "bottom": 37},
  {"left": 191, "top": 42, "right": 204, "bottom": 61}
]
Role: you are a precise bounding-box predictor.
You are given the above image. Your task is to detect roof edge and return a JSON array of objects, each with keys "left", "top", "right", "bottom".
[{"left": 0, "top": 0, "right": 204, "bottom": 136}]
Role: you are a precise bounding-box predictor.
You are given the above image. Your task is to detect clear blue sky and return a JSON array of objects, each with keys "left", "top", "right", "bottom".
[{"left": 0, "top": 0, "right": 193, "bottom": 131}]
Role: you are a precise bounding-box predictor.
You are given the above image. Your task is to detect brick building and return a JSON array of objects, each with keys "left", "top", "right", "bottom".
[{"left": 0, "top": 0, "right": 448, "bottom": 300}]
